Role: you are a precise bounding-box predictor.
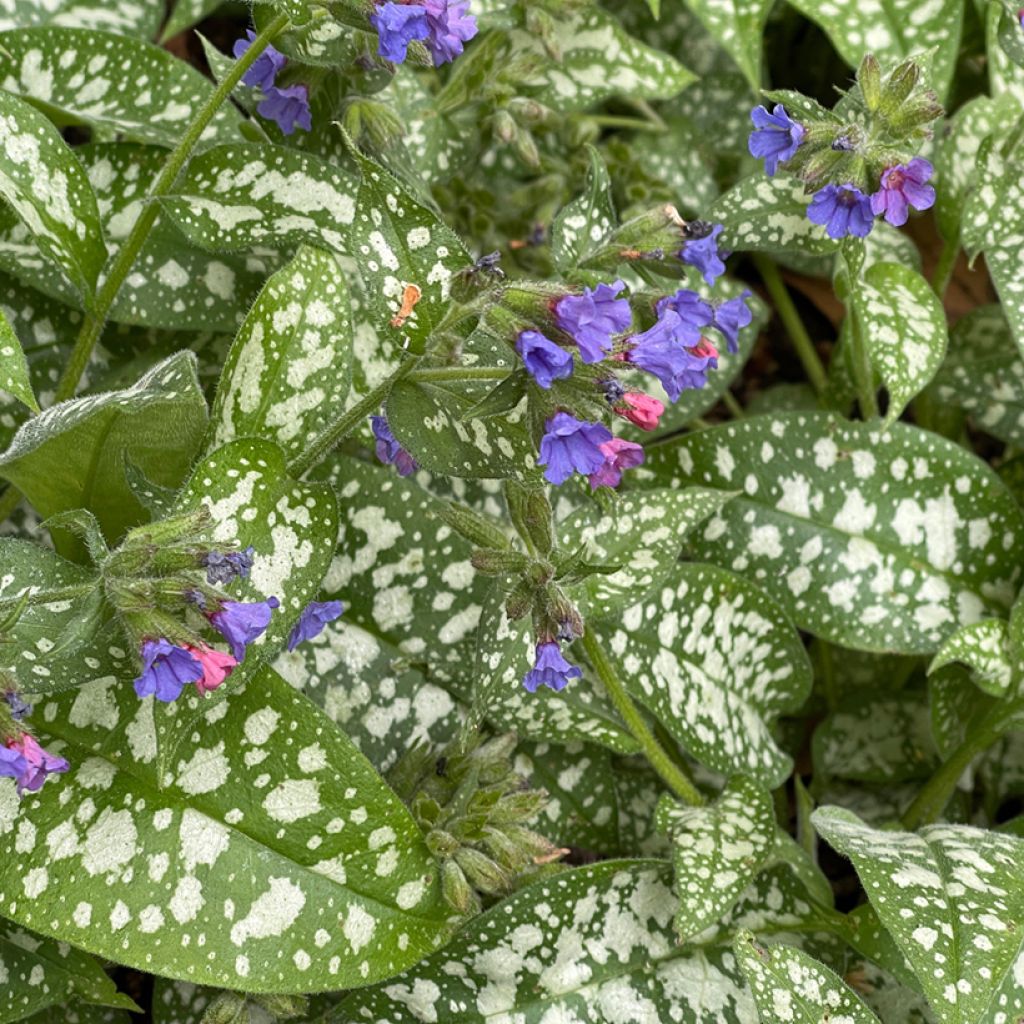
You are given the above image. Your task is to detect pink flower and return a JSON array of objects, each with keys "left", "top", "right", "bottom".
[
  {"left": 616, "top": 392, "right": 665, "bottom": 431},
  {"left": 187, "top": 645, "right": 238, "bottom": 696},
  {"left": 588, "top": 438, "right": 645, "bottom": 489},
  {"left": 2, "top": 734, "right": 69, "bottom": 794}
]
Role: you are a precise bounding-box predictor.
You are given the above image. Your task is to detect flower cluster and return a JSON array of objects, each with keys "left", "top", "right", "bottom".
[
  {"left": 371, "top": 0, "right": 478, "bottom": 66},
  {"left": 233, "top": 30, "right": 311, "bottom": 135}
]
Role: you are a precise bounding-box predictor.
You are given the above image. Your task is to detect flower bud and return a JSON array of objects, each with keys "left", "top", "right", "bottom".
[
  {"left": 525, "top": 7, "right": 561, "bottom": 61},
  {"left": 425, "top": 828, "right": 461, "bottom": 857},
  {"left": 454, "top": 846, "right": 512, "bottom": 895},
  {"left": 200, "top": 993, "right": 248, "bottom": 1024},
  {"left": 492, "top": 108, "right": 518, "bottom": 145},
  {"left": 858, "top": 53, "right": 883, "bottom": 111},
  {"left": 470, "top": 549, "right": 532, "bottom": 575},
  {"left": 504, "top": 578, "right": 535, "bottom": 621},
  {"left": 438, "top": 501, "right": 510, "bottom": 551},
  {"left": 252, "top": 995, "right": 309, "bottom": 1020},
  {"left": 441, "top": 858, "right": 479, "bottom": 914},
  {"left": 514, "top": 129, "right": 541, "bottom": 168},
  {"left": 879, "top": 60, "right": 919, "bottom": 118},
  {"left": 504, "top": 482, "right": 554, "bottom": 556}
]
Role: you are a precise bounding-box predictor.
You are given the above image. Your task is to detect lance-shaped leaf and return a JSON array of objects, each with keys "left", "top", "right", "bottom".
[
  {"left": 347, "top": 145, "right": 472, "bottom": 354},
  {"left": 783, "top": 0, "right": 963, "bottom": 100},
  {"left": 161, "top": 143, "right": 357, "bottom": 255},
  {"left": 209, "top": 246, "right": 352, "bottom": 461},
  {"left": 552, "top": 145, "right": 616, "bottom": 272},
  {"left": 0, "top": 309, "right": 38, "bottom": 414},
  {"left": 161, "top": 0, "right": 225, "bottom": 41},
  {"left": 994, "top": 0, "right": 1024, "bottom": 69},
  {"left": 643, "top": 413, "right": 1024, "bottom": 653},
  {"left": 0, "top": 92, "right": 106, "bottom": 304},
  {"left": 0, "top": 920, "right": 136, "bottom": 1023},
  {"left": 27, "top": 1007, "right": 134, "bottom": 1024},
  {"left": 680, "top": 0, "right": 771, "bottom": 90},
  {"left": 0, "top": 352, "right": 208, "bottom": 553},
  {"left": 556, "top": 487, "right": 733, "bottom": 618},
  {"left": 0, "top": 26, "right": 242, "bottom": 147},
  {"left": 656, "top": 776, "right": 776, "bottom": 941},
  {"left": 335, "top": 860, "right": 758, "bottom": 1023},
  {"left": 600, "top": 563, "right": 811, "bottom": 785},
  {"left": 814, "top": 807, "right": 1024, "bottom": 1024},
  {"left": 0, "top": 665, "right": 453, "bottom": 993},
  {"left": 0, "top": 0, "right": 163, "bottom": 36},
  {"left": 507, "top": 7, "right": 695, "bottom": 112},
  {"left": 851, "top": 262, "right": 947, "bottom": 427},
  {"left": 929, "top": 619, "right": 1014, "bottom": 696},
  {"left": 711, "top": 174, "right": 839, "bottom": 257},
  {"left": 734, "top": 933, "right": 883, "bottom": 1024}
]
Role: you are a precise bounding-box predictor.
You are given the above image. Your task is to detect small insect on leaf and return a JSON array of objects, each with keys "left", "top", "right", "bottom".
[{"left": 390, "top": 283, "right": 423, "bottom": 327}]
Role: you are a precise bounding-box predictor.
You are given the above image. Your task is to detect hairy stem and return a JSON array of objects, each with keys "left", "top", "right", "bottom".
[
  {"left": 410, "top": 366, "right": 510, "bottom": 383},
  {"left": 289, "top": 357, "right": 421, "bottom": 478},
  {"left": 752, "top": 254, "right": 828, "bottom": 396},
  {"left": 53, "top": 12, "right": 291, "bottom": 403},
  {"left": 930, "top": 232, "right": 959, "bottom": 299},
  {"left": 580, "top": 630, "right": 704, "bottom": 806}
]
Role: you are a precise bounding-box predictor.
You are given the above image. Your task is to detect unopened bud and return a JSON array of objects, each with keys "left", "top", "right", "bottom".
[
  {"left": 505, "top": 578, "right": 535, "bottom": 622},
  {"left": 454, "top": 846, "right": 512, "bottom": 895},
  {"left": 879, "top": 60, "right": 919, "bottom": 118},
  {"left": 252, "top": 995, "right": 308, "bottom": 1020},
  {"left": 439, "top": 502, "right": 510, "bottom": 551},
  {"left": 505, "top": 482, "right": 554, "bottom": 556},
  {"left": 441, "top": 858, "right": 479, "bottom": 914},
  {"left": 858, "top": 53, "right": 882, "bottom": 111},
  {"left": 492, "top": 109, "right": 518, "bottom": 145},
  {"left": 426, "top": 828, "right": 461, "bottom": 857},
  {"left": 470, "top": 549, "right": 531, "bottom": 576},
  {"left": 201, "top": 993, "right": 248, "bottom": 1024},
  {"left": 515, "top": 130, "right": 541, "bottom": 168},
  {"left": 525, "top": 7, "right": 561, "bottom": 61}
]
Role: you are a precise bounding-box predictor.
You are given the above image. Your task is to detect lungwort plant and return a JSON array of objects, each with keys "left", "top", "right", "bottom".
[{"left": 0, "top": 0, "right": 1023, "bottom": 1021}]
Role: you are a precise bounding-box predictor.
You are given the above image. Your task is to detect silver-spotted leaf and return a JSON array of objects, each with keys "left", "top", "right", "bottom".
[
  {"left": 0, "top": 0, "right": 162, "bottom": 35},
  {"left": 551, "top": 145, "right": 616, "bottom": 272},
  {"left": 643, "top": 413, "right": 1024, "bottom": 653},
  {"left": 0, "top": 309, "right": 38, "bottom": 414},
  {"left": 680, "top": 0, "right": 771, "bottom": 90},
  {"left": 600, "top": 562, "right": 812, "bottom": 785},
  {"left": 929, "top": 619, "right": 1014, "bottom": 697}
]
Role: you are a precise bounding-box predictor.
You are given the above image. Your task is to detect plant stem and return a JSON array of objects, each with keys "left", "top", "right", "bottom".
[
  {"left": 0, "top": 582, "right": 99, "bottom": 610},
  {"left": 721, "top": 390, "right": 745, "bottom": 419},
  {"left": 930, "top": 232, "right": 959, "bottom": 299},
  {"left": 901, "top": 699, "right": 1024, "bottom": 830},
  {"left": 288, "top": 357, "right": 421, "bottom": 478},
  {"left": 580, "top": 630, "right": 704, "bottom": 806},
  {"left": 588, "top": 114, "right": 663, "bottom": 133},
  {"left": 752, "top": 253, "right": 828, "bottom": 396},
  {"left": 410, "top": 366, "right": 510, "bottom": 383},
  {"left": 846, "top": 302, "right": 880, "bottom": 420},
  {"left": 52, "top": 12, "right": 291, "bottom": 404}
]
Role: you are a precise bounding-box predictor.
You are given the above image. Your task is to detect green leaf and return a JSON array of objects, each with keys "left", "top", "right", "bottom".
[
  {"left": 161, "top": 0, "right": 224, "bottom": 41},
  {"left": 336, "top": 860, "right": 757, "bottom": 1023},
  {"left": 995, "top": 0, "right": 1024, "bottom": 68},
  {"left": 557, "top": 487, "right": 733, "bottom": 618},
  {"left": 161, "top": 143, "right": 358, "bottom": 255},
  {"left": 0, "top": 26, "right": 243, "bottom": 148},
  {"left": 656, "top": 776, "right": 775, "bottom": 941},
  {"left": 600, "top": 562, "right": 812, "bottom": 785},
  {"left": 346, "top": 145, "right": 472, "bottom": 353},
  {"left": 643, "top": 413, "right": 1024, "bottom": 653},
  {"left": 552, "top": 145, "right": 616, "bottom": 272},
  {"left": 679, "top": 0, "right": 770, "bottom": 90},
  {"left": 0, "top": 352, "right": 208, "bottom": 553},
  {"left": 814, "top": 807, "right": 1024, "bottom": 1024},
  {"left": 782, "top": 0, "right": 963, "bottom": 100},
  {"left": 929, "top": 619, "right": 1014, "bottom": 696},
  {"left": 735, "top": 932, "right": 883, "bottom": 1024},
  {"left": 851, "top": 262, "right": 948, "bottom": 426},
  {"left": 711, "top": 174, "right": 839, "bottom": 257},
  {"left": 386, "top": 378, "right": 539, "bottom": 482},
  {"left": 209, "top": 246, "right": 352, "bottom": 462},
  {"left": 0, "top": 665, "right": 453, "bottom": 993},
  {"left": 0, "top": 91, "right": 105, "bottom": 304},
  {"left": 0, "top": 309, "right": 38, "bottom": 413},
  {"left": 507, "top": 7, "right": 696, "bottom": 111},
  {"left": 0, "top": 0, "right": 162, "bottom": 36}
]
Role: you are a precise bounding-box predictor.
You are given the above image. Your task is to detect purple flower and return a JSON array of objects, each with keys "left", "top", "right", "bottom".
[
  {"left": 710, "top": 292, "right": 753, "bottom": 354},
  {"left": 134, "top": 639, "right": 204, "bottom": 702},
  {"left": 748, "top": 104, "right": 805, "bottom": 176},
  {"left": 210, "top": 598, "right": 280, "bottom": 660},
  {"left": 554, "top": 280, "right": 631, "bottom": 363},
  {"left": 538, "top": 413, "right": 613, "bottom": 486},
  {"left": 258, "top": 84, "right": 312, "bottom": 135},
  {"left": 287, "top": 600, "right": 345, "bottom": 651},
  {"left": 626, "top": 313, "right": 717, "bottom": 402},
  {"left": 203, "top": 546, "right": 255, "bottom": 587},
  {"left": 516, "top": 330, "right": 574, "bottom": 388},
  {"left": 588, "top": 439, "right": 645, "bottom": 489},
  {"left": 3, "top": 692, "right": 32, "bottom": 721},
  {"left": 807, "top": 183, "right": 875, "bottom": 240},
  {"left": 869, "top": 158, "right": 936, "bottom": 227},
  {"left": 232, "top": 29, "right": 287, "bottom": 91},
  {"left": 654, "top": 289, "right": 712, "bottom": 346},
  {"left": 371, "top": 414, "right": 419, "bottom": 477},
  {"left": 679, "top": 223, "right": 727, "bottom": 286},
  {"left": 371, "top": 2, "right": 430, "bottom": 63},
  {"left": 422, "top": 0, "right": 478, "bottom": 65},
  {"left": 2, "top": 735, "right": 68, "bottom": 794},
  {"left": 522, "top": 641, "right": 582, "bottom": 693}
]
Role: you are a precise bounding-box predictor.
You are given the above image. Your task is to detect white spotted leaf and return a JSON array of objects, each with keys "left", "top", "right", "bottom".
[
  {"left": 161, "top": 143, "right": 358, "bottom": 256},
  {"left": 813, "top": 807, "right": 1024, "bottom": 1024},
  {"left": 0, "top": 0, "right": 162, "bottom": 36},
  {"left": 0, "top": 665, "right": 454, "bottom": 993},
  {"left": 0, "top": 91, "right": 106, "bottom": 305},
  {"left": 0, "top": 308, "right": 38, "bottom": 414},
  {"left": 0, "top": 352, "right": 208, "bottom": 556},
  {"left": 599, "top": 562, "right": 812, "bottom": 786},
  {"left": 655, "top": 775, "right": 776, "bottom": 941},
  {"left": 161, "top": 0, "right": 226, "bottom": 42},
  {"left": 929, "top": 619, "right": 1015, "bottom": 697},
  {"left": 783, "top": 0, "right": 963, "bottom": 100},
  {"left": 209, "top": 246, "right": 352, "bottom": 461},
  {"left": 0, "top": 26, "right": 243, "bottom": 147},
  {"left": 556, "top": 487, "right": 734, "bottom": 618},
  {"left": 995, "top": 0, "right": 1024, "bottom": 69},
  {"left": 850, "top": 262, "right": 948, "bottom": 427},
  {"left": 335, "top": 860, "right": 759, "bottom": 1024},
  {"left": 679, "top": 0, "right": 771, "bottom": 90},
  {"left": 734, "top": 932, "right": 883, "bottom": 1024},
  {"left": 551, "top": 145, "right": 616, "bottom": 272},
  {"left": 643, "top": 413, "right": 1024, "bottom": 653}
]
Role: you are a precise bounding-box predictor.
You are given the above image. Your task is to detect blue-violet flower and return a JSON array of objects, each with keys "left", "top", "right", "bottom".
[
  {"left": 710, "top": 292, "right": 753, "bottom": 354},
  {"left": 522, "top": 640, "right": 582, "bottom": 693},
  {"left": 258, "top": 84, "right": 312, "bottom": 135},
  {"left": 538, "top": 413, "right": 613, "bottom": 486},
  {"left": 2, "top": 734, "right": 69, "bottom": 794},
  {"left": 288, "top": 600, "right": 345, "bottom": 651},
  {"left": 232, "top": 29, "right": 287, "bottom": 91},
  {"left": 3, "top": 692, "right": 32, "bottom": 721},
  {"left": 371, "top": 414, "right": 419, "bottom": 477},
  {"left": 516, "top": 330, "right": 574, "bottom": 388},
  {"left": 554, "top": 280, "right": 631, "bottom": 363},
  {"left": 869, "top": 158, "right": 935, "bottom": 227},
  {"left": 655, "top": 289, "right": 712, "bottom": 346},
  {"left": 422, "top": 0, "right": 478, "bottom": 65},
  {"left": 679, "top": 223, "right": 727, "bottom": 286},
  {"left": 748, "top": 104, "right": 805, "bottom": 176},
  {"left": 371, "top": 2, "right": 430, "bottom": 63},
  {"left": 210, "top": 598, "right": 280, "bottom": 661},
  {"left": 134, "top": 639, "right": 204, "bottom": 702},
  {"left": 203, "top": 546, "right": 255, "bottom": 586},
  {"left": 807, "top": 183, "right": 874, "bottom": 239}
]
